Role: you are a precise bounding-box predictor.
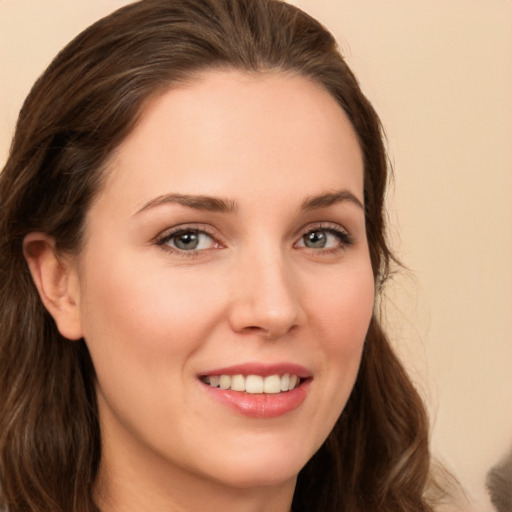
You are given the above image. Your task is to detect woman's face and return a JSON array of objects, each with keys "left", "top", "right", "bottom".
[{"left": 73, "top": 70, "right": 374, "bottom": 494}]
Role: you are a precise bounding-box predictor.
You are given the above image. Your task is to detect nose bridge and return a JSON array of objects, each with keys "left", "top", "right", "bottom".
[{"left": 229, "top": 242, "right": 304, "bottom": 338}]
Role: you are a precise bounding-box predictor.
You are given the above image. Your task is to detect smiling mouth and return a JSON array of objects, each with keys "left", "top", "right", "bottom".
[{"left": 200, "top": 373, "right": 302, "bottom": 394}]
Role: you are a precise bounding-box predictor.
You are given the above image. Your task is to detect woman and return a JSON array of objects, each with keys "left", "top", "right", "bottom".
[{"left": 0, "top": 0, "right": 435, "bottom": 510}]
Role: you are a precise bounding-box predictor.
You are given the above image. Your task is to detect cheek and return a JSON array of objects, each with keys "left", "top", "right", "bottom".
[
  {"left": 306, "top": 262, "right": 374, "bottom": 433},
  {"left": 76, "top": 252, "right": 227, "bottom": 446},
  {"left": 314, "top": 263, "right": 375, "bottom": 354},
  {"left": 76, "top": 251, "right": 226, "bottom": 417},
  {"left": 79, "top": 251, "right": 217, "bottom": 348}
]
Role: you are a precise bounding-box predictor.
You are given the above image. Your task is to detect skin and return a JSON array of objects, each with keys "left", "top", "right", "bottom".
[{"left": 25, "top": 70, "right": 374, "bottom": 512}]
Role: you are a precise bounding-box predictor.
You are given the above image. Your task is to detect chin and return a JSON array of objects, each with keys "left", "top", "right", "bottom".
[
  {"left": 193, "top": 438, "right": 314, "bottom": 490},
  {"left": 208, "top": 461, "right": 301, "bottom": 490}
]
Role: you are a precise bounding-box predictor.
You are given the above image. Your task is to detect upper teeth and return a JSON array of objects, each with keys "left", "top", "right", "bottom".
[{"left": 203, "top": 374, "right": 299, "bottom": 394}]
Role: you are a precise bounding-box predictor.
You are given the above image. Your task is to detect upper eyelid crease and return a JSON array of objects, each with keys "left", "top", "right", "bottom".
[
  {"left": 156, "top": 225, "right": 217, "bottom": 242},
  {"left": 301, "top": 225, "right": 352, "bottom": 242},
  {"left": 155, "top": 221, "right": 351, "bottom": 245}
]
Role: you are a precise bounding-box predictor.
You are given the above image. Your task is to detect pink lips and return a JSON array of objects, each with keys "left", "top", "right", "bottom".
[{"left": 199, "top": 362, "right": 312, "bottom": 419}]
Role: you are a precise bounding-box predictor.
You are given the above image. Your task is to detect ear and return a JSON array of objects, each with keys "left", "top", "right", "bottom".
[{"left": 23, "top": 232, "right": 83, "bottom": 340}]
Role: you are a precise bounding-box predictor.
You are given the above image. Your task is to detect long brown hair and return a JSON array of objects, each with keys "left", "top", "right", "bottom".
[{"left": 0, "top": 1, "right": 432, "bottom": 510}]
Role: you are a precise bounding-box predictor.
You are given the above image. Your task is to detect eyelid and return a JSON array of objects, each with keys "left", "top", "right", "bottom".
[
  {"left": 294, "top": 222, "right": 353, "bottom": 249},
  {"left": 153, "top": 221, "right": 353, "bottom": 257},
  {"left": 155, "top": 224, "right": 223, "bottom": 254}
]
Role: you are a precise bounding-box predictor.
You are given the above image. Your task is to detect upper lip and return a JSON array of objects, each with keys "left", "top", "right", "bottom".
[{"left": 199, "top": 362, "right": 312, "bottom": 379}]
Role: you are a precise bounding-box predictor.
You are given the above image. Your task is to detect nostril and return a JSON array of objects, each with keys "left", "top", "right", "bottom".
[
  {"left": 240, "top": 325, "right": 276, "bottom": 337},
  {"left": 238, "top": 323, "right": 299, "bottom": 341}
]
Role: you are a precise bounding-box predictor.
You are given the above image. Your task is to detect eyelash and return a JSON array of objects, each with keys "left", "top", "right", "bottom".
[
  {"left": 155, "top": 225, "right": 220, "bottom": 258},
  {"left": 298, "top": 223, "right": 353, "bottom": 253},
  {"left": 155, "top": 222, "right": 353, "bottom": 257}
]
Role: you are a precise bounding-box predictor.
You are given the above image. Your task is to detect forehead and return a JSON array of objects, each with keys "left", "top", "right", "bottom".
[{"left": 98, "top": 69, "right": 364, "bottom": 213}]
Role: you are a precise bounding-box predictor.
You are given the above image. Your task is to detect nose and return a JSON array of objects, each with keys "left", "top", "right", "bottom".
[{"left": 228, "top": 249, "right": 306, "bottom": 340}]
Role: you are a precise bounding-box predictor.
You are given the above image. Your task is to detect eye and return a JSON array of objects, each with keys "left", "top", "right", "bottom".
[
  {"left": 157, "top": 228, "right": 219, "bottom": 252},
  {"left": 295, "top": 225, "right": 352, "bottom": 250}
]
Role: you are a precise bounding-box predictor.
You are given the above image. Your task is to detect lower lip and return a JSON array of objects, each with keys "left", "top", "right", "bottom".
[{"left": 201, "top": 380, "right": 311, "bottom": 418}]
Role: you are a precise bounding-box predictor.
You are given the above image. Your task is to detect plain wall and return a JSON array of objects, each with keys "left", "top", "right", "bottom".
[{"left": 1, "top": 1, "right": 511, "bottom": 510}]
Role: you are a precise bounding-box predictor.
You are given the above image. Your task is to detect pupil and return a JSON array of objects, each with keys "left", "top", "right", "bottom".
[
  {"left": 305, "top": 231, "right": 326, "bottom": 248},
  {"left": 176, "top": 232, "right": 199, "bottom": 250}
]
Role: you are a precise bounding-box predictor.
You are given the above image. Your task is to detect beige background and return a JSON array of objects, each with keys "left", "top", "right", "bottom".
[{"left": 1, "top": 1, "right": 511, "bottom": 510}]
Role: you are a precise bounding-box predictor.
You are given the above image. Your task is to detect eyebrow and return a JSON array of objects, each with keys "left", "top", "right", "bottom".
[
  {"left": 300, "top": 189, "right": 364, "bottom": 211},
  {"left": 134, "top": 188, "right": 363, "bottom": 216},
  {"left": 135, "top": 193, "right": 238, "bottom": 216}
]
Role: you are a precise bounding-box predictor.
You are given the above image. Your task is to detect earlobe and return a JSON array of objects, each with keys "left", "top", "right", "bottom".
[{"left": 23, "top": 233, "right": 83, "bottom": 340}]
